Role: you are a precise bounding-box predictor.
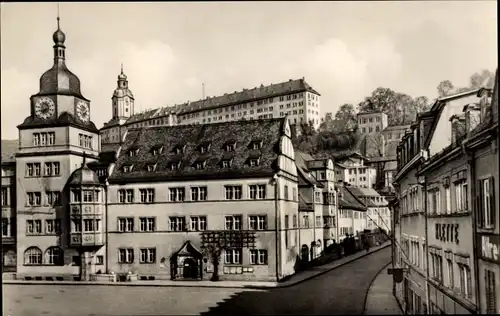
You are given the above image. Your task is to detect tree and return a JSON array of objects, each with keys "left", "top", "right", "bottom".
[
  {"left": 357, "top": 87, "right": 414, "bottom": 126},
  {"left": 334, "top": 104, "right": 356, "bottom": 121},
  {"left": 200, "top": 231, "right": 256, "bottom": 281},
  {"left": 437, "top": 80, "right": 454, "bottom": 97},
  {"left": 469, "top": 69, "right": 495, "bottom": 89}
]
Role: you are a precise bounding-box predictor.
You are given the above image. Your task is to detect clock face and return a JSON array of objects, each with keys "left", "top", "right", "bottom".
[
  {"left": 34, "top": 97, "right": 55, "bottom": 119},
  {"left": 76, "top": 101, "right": 90, "bottom": 122}
]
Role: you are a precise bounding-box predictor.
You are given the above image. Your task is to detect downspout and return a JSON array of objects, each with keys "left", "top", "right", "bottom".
[
  {"left": 313, "top": 184, "right": 317, "bottom": 258},
  {"left": 423, "top": 175, "right": 430, "bottom": 314},
  {"left": 274, "top": 174, "right": 280, "bottom": 282},
  {"left": 104, "top": 181, "right": 109, "bottom": 274},
  {"left": 462, "top": 143, "right": 480, "bottom": 313}
]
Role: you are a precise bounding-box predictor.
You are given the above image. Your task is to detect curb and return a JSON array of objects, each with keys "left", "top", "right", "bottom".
[
  {"left": 3, "top": 243, "right": 391, "bottom": 290},
  {"left": 262, "top": 242, "right": 391, "bottom": 290},
  {"left": 362, "top": 261, "right": 392, "bottom": 315}
]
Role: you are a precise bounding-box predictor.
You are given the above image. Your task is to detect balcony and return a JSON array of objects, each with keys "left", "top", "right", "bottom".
[
  {"left": 70, "top": 233, "right": 104, "bottom": 247},
  {"left": 70, "top": 204, "right": 103, "bottom": 217}
]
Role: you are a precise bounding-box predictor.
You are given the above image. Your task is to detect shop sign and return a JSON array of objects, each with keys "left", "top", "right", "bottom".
[{"left": 435, "top": 223, "right": 459, "bottom": 244}]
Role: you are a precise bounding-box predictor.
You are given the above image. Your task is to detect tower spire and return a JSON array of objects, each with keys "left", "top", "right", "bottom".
[
  {"left": 57, "top": 3, "right": 60, "bottom": 29},
  {"left": 121, "top": 62, "right": 124, "bottom": 75}
]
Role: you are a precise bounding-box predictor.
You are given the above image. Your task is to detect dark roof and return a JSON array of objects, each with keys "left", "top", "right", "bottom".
[
  {"left": 17, "top": 112, "right": 99, "bottom": 133},
  {"left": 35, "top": 59, "right": 87, "bottom": 101},
  {"left": 68, "top": 164, "right": 100, "bottom": 186},
  {"left": 299, "top": 195, "right": 314, "bottom": 211},
  {"left": 123, "top": 78, "right": 319, "bottom": 124},
  {"left": 108, "top": 118, "right": 287, "bottom": 184},
  {"left": 101, "top": 143, "right": 121, "bottom": 153},
  {"left": 295, "top": 151, "right": 324, "bottom": 187},
  {"left": 338, "top": 186, "right": 367, "bottom": 211},
  {"left": 1, "top": 139, "right": 18, "bottom": 164},
  {"left": 382, "top": 125, "right": 411, "bottom": 132},
  {"left": 346, "top": 186, "right": 380, "bottom": 198}
]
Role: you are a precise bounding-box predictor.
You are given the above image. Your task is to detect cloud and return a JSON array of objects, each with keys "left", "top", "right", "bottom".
[
  {"left": 284, "top": 36, "right": 403, "bottom": 116},
  {"left": 0, "top": 67, "right": 38, "bottom": 139}
]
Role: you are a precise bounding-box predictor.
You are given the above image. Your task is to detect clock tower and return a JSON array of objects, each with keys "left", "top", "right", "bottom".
[
  {"left": 111, "top": 64, "right": 135, "bottom": 122},
  {"left": 15, "top": 15, "right": 104, "bottom": 278}
]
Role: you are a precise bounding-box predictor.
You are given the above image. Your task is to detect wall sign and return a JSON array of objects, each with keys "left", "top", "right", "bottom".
[
  {"left": 479, "top": 234, "right": 499, "bottom": 263},
  {"left": 435, "top": 223, "right": 459, "bottom": 244}
]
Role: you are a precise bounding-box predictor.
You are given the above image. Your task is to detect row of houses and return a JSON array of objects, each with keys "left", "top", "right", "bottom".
[{"left": 391, "top": 71, "right": 499, "bottom": 314}]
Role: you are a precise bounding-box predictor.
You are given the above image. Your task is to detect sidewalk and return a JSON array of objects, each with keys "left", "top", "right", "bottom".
[
  {"left": 3, "top": 241, "right": 391, "bottom": 289},
  {"left": 364, "top": 262, "right": 402, "bottom": 315}
]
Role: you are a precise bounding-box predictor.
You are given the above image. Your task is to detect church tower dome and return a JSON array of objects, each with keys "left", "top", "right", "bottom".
[{"left": 38, "top": 16, "right": 85, "bottom": 99}]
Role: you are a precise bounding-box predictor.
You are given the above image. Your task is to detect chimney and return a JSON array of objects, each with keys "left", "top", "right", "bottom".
[
  {"left": 449, "top": 114, "right": 466, "bottom": 145},
  {"left": 463, "top": 103, "right": 481, "bottom": 134}
]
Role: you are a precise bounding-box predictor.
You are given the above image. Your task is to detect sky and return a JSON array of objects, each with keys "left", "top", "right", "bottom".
[{"left": 1, "top": 1, "right": 497, "bottom": 140}]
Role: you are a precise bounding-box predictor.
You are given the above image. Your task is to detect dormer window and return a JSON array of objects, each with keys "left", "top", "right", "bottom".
[
  {"left": 168, "top": 162, "right": 180, "bottom": 171},
  {"left": 221, "top": 159, "right": 232, "bottom": 168},
  {"left": 194, "top": 161, "right": 206, "bottom": 170},
  {"left": 199, "top": 143, "right": 211, "bottom": 154},
  {"left": 123, "top": 165, "right": 134, "bottom": 173},
  {"left": 174, "top": 145, "right": 186, "bottom": 155},
  {"left": 249, "top": 158, "right": 260, "bottom": 167},
  {"left": 128, "top": 149, "right": 139, "bottom": 157},
  {"left": 146, "top": 164, "right": 157, "bottom": 172},
  {"left": 224, "top": 143, "right": 236, "bottom": 152},
  {"left": 151, "top": 146, "right": 163, "bottom": 156},
  {"left": 251, "top": 140, "right": 263, "bottom": 150}
]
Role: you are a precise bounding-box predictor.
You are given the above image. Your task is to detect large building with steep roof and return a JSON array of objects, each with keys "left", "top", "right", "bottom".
[{"left": 99, "top": 76, "right": 321, "bottom": 152}]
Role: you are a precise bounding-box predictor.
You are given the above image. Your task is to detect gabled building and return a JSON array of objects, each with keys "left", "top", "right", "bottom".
[
  {"left": 462, "top": 71, "right": 499, "bottom": 314},
  {"left": 347, "top": 186, "right": 391, "bottom": 234},
  {"left": 336, "top": 184, "right": 367, "bottom": 240},
  {"left": 106, "top": 118, "right": 300, "bottom": 282},
  {"left": 334, "top": 152, "right": 377, "bottom": 188},
  {"left": 393, "top": 88, "right": 485, "bottom": 315},
  {"left": 357, "top": 111, "right": 388, "bottom": 134}
]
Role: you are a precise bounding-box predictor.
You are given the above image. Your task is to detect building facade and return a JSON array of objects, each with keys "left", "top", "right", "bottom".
[
  {"left": 100, "top": 76, "right": 322, "bottom": 152},
  {"left": 334, "top": 153, "right": 377, "bottom": 188},
  {"left": 1, "top": 140, "right": 17, "bottom": 272},
  {"left": 357, "top": 111, "right": 388, "bottom": 134},
  {"left": 393, "top": 89, "right": 486, "bottom": 315},
  {"left": 462, "top": 75, "right": 499, "bottom": 314}
]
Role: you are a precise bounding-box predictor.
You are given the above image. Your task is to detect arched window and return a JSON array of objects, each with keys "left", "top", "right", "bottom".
[
  {"left": 45, "top": 247, "right": 64, "bottom": 266},
  {"left": 24, "top": 247, "right": 42, "bottom": 265},
  {"left": 3, "top": 250, "right": 16, "bottom": 267}
]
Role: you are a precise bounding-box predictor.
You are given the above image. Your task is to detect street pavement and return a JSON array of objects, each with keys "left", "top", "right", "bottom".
[
  {"left": 3, "top": 247, "right": 391, "bottom": 316},
  {"left": 364, "top": 262, "right": 402, "bottom": 315}
]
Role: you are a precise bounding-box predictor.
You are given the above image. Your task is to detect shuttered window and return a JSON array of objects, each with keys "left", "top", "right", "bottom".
[
  {"left": 486, "top": 269, "right": 497, "bottom": 314},
  {"left": 477, "top": 177, "right": 495, "bottom": 229}
]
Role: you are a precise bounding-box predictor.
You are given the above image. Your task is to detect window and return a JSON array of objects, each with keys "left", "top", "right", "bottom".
[
  {"left": 250, "top": 250, "right": 268, "bottom": 265},
  {"left": 118, "top": 217, "right": 134, "bottom": 232},
  {"left": 118, "top": 189, "right": 134, "bottom": 203},
  {"left": 139, "top": 217, "right": 155, "bottom": 232},
  {"left": 146, "top": 164, "right": 156, "bottom": 172},
  {"left": 96, "top": 255, "right": 104, "bottom": 265},
  {"left": 224, "top": 249, "right": 242, "bottom": 264},
  {"left": 447, "top": 259, "right": 454, "bottom": 289},
  {"left": 24, "top": 247, "right": 42, "bottom": 265},
  {"left": 445, "top": 186, "right": 451, "bottom": 214},
  {"left": 191, "top": 187, "right": 207, "bottom": 201},
  {"left": 249, "top": 215, "right": 267, "bottom": 230},
  {"left": 118, "top": 248, "right": 134, "bottom": 263},
  {"left": 485, "top": 269, "right": 497, "bottom": 314},
  {"left": 151, "top": 146, "right": 163, "bottom": 156},
  {"left": 45, "top": 247, "right": 63, "bottom": 265},
  {"left": 46, "top": 219, "right": 61, "bottom": 234},
  {"left": 83, "top": 219, "right": 100, "bottom": 232},
  {"left": 249, "top": 185, "right": 266, "bottom": 199},
  {"left": 26, "top": 163, "right": 41, "bottom": 177},
  {"left": 140, "top": 189, "right": 155, "bottom": 203},
  {"left": 455, "top": 179, "right": 468, "bottom": 213},
  {"left": 123, "top": 165, "right": 133, "bottom": 173},
  {"left": 190, "top": 216, "right": 207, "bottom": 231},
  {"left": 225, "top": 215, "right": 242, "bottom": 230},
  {"left": 194, "top": 161, "right": 206, "bottom": 170},
  {"left": 140, "top": 248, "right": 156, "bottom": 264},
  {"left": 169, "top": 216, "right": 186, "bottom": 231},
  {"left": 43, "top": 162, "right": 60, "bottom": 176},
  {"left": 225, "top": 185, "right": 242, "bottom": 200},
  {"left": 252, "top": 141, "right": 262, "bottom": 150},
  {"left": 83, "top": 190, "right": 94, "bottom": 202},
  {"left": 79, "top": 134, "right": 93, "bottom": 149},
  {"left": 1, "top": 186, "right": 9, "bottom": 206},
  {"left": 459, "top": 264, "right": 472, "bottom": 299},
  {"left": 284, "top": 185, "right": 289, "bottom": 200},
  {"left": 27, "top": 192, "right": 42, "bottom": 206},
  {"left": 169, "top": 162, "right": 180, "bottom": 171},
  {"left": 2, "top": 218, "right": 9, "bottom": 237},
  {"left": 303, "top": 215, "right": 310, "bottom": 228},
  {"left": 221, "top": 160, "right": 232, "bottom": 168},
  {"left": 33, "top": 132, "right": 55, "bottom": 146},
  {"left": 315, "top": 216, "right": 322, "bottom": 227},
  {"left": 481, "top": 177, "right": 494, "bottom": 228},
  {"left": 46, "top": 191, "right": 61, "bottom": 206},
  {"left": 224, "top": 143, "right": 235, "bottom": 152},
  {"left": 169, "top": 187, "right": 185, "bottom": 202}
]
